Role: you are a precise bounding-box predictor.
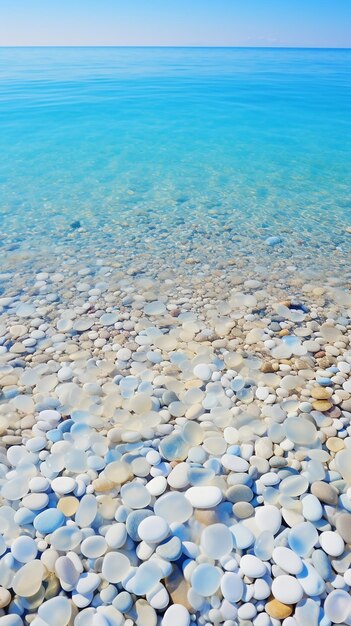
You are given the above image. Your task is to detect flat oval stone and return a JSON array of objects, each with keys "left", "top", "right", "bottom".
[
  {"left": 121, "top": 482, "right": 151, "bottom": 509},
  {"left": 11, "top": 536, "right": 37, "bottom": 563},
  {"left": 81, "top": 536, "right": 107, "bottom": 558},
  {"left": 335, "top": 449, "right": 351, "bottom": 482},
  {"left": 324, "top": 589, "right": 351, "bottom": 623},
  {"left": 336, "top": 513, "right": 351, "bottom": 543},
  {"left": 240, "top": 555, "right": 266, "bottom": 578},
  {"left": 50, "top": 526, "right": 82, "bottom": 551},
  {"left": 301, "top": 494, "right": 323, "bottom": 522},
  {"left": 38, "top": 596, "right": 72, "bottom": 626},
  {"left": 200, "top": 523, "right": 233, "bottom": 558},
  {"left": 22, "top": 493, "right": 49, "bottom": 511},
  {"left": 51, "top": 477, "right": 76, "bottom": 495},
  {"left": 221, "top": 572, "right": 244, "bottom": 602},
  {"left": 102, "top": 552, "right": 131, "bottom": 583},
  {"left": 138, "top": 516, "right": 169, "bottom": 544},
  {"left": 105, "top": 523, "right": 127, "bottom": 549},
  {"left": 319, "top": 531, "right": 344, "bottom": 557},
  {"left": 185, "top": 486, "right": 222, "bottom": 509},
  {"left": 162, "top": 604, "right": 190, "bottom": 626},
  {"left": 280, "top": 475, "right": 309, "bottom": 497},
  {"left": 191, "top": 563, "right": 222, "bottom": 596},
  {"left": 288, "top": 522, "right": 318, "bottom": 557},
  {"left": 34, "top": 509, "right": 65, "bottom": 534},
  {"left": 154, "top": 493, "right": 193, "bottom": 524},
  {"left": 12, "top": 560, "right": 45, "bottom": 597},
  {"left": 55, "top": 556, "right": 80, "bottom": 587},
  {"left": 272, "top": 547, "right": 303, "bottom": 575},
  {"left": 104, "top": 461, "right": 131, "bottom": 484},
  {"left": 272, "top": 575, "right": 303, "bottom": 604},
  {"left": 284, "top": 417, "right": 317, "bottom": 445},
  {"left": 255, "top": 505, "right": 282, "bottom": 535}
]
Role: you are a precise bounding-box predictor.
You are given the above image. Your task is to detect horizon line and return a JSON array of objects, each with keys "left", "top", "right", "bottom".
[{"left": 0, "top": 45, "right": 350, "bottom": 50}]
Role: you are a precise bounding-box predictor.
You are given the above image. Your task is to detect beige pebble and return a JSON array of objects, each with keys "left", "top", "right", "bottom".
[
  {"left": 266, "top": 599, "right": 293, "bottom": 619},
  {"left": 57, "top": 496, "right": 79, "bottom": 516},
  {"left": 326, "top": 437, "right": 345, "bottom": 453}
]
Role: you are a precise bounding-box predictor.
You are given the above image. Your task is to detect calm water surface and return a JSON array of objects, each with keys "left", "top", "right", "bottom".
[{"left": 0, "top": 47, "right": 350, "bottom": 284}]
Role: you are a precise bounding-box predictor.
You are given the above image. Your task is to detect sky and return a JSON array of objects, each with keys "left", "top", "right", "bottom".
[{"left": 0, "top": 0, "right": 350, "bottom": 48}]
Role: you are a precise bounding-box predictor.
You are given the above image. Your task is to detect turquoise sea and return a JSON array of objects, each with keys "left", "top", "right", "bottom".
[
  {"left": 0, "top": 47, "right": 350, "bottom": 286},
  {"left": 1, "top": 47, "right": 351, "bottom": 626}
]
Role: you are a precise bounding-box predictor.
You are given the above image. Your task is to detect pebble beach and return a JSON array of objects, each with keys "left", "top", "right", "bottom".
[{"left": 1, "top": 47, "right": 351, "bottom": 626}]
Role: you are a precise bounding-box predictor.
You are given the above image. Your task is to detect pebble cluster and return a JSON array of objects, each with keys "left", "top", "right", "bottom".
[{"left": 1, "top": 261, "right": 351, "bottom": 626}]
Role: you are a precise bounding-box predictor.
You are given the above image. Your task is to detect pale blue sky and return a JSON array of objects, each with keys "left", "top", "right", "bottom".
[{"left": 0, "top": 0, "right": 350, "bottom": 48}]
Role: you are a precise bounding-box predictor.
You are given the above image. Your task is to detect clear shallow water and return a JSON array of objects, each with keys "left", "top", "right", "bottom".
[{"left": 0, "top": 47, "right": 350, "bottom": 285}]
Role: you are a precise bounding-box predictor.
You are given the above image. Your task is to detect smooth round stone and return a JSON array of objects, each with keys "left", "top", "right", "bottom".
[
  {"left": 311, "top": 481, "right": 338, "bottom": 505},
  {"left": 138, "top": 516, "right": 169, "bottom": 544},
  {"left": 22, "top": 493, "right": 49, "bottom": 511},
  {"left": 255, "top": 505, "right": 282, "bottom": 535},
  {"left": 50, "top": 526, "right": 82, "bottom": 551},
  {"left": 29, "top": 476, "right": 49, "bottom": 492},
  {"left": 200, "top": 523, "right": 233, "bottom": 559},
  {"left": 221, "top": 454, "right": 249, "bottom": 472},
  {"left": 34, "top": 508, "right": 65, "bottom": 534},
  {"left": 319, "top": 531, "right": 344, "bottom": 556},
  {"left": 288, "top": 522, "right": 318, "bottom": 557},
  {"left": 38, "top": 596, "right": 72, "bottom": 626},
  {"left": 75, "top": 494, "right": 98, "bottom": 527},
  {"left": 221, "top": 572, "right": 244, "bottom": 602},
  {"left": 296, "top": 562, "right": 325, "bottom": 597},
  {"left": 51, "top": 477, "right": 76, "bottom": 495},
  {"left": 324, "top": 589, "right": 351, "bottom": 624},
  {"left": 185, "top": 486, "right": 222, "bottom": 509},
  {"left": 265, "top": 599, "right": 293, "bottom": 620},
  {"left": 100, "top": 312, "right": 118, "bottom": 325},
  {"left": 104, "top": 461, "right": 132, "bottom": 485},
  {"left": 105, "top": 524, "right": 127, "bottom": 549},
  {"left": 335, "top": 449, "right": 351, "bottom": 482},
  {"left": 146, "top": 476, "right": 167, "bottom": 496},
  {"left": 227, "top": 484, "right": 253, "bottom": 504},
  {"left": 160, "top": 433, "right": 189, "bottom": 462},
  {"left": 81, "top": 536, "right": 107, "bottom": 559},
  {"left": 154, "top": 493, "right": 193, "bottom": 524},
  {"left": 156, "top": 536, "right": 182, "bottom": 561},
  {"left": 121, "top": 482, "right": 151, "bottom": 509},
  {"left": 11, "top": 536, "right": 37, "bottom": 563},
  {"left": 280, "top": 475, "right": 309, "bottom": 497},
  {"left": 191, "top": 563, "right": 222, "bottom": 596},
  {"left": 55, "top": 556, "right": 80, "bottom": 587},
  {"left": 336, "top": 513, "right": 351, "bottom": 544},
  {"left": 144, "top": 301, "right": 166, "bottom": 315},
  {"left": 272, "top": 575, "right": 303, "bottom": 604},
  {"left": 301, "top": 494, "right": 323, "bottom": 522},
  {"left": 162, "top": 604, "right": 190, "bottom": 626},
  {"left": 193, "top": 364, "right": 212, "bottom": 381},
  {"left": 284, "top": 417, "right": 317, "bottom": 446},
  {"left": 272, "top": 547, "right": 303, "bottom": 575},
  {"left": 12, "top": 560, "right": 45, "bottom": 597},
  {"left": 233, "top": 502, "right": 254, "bottom": 519},
  {"left": 102, "top": 552, "right": 131, "bottom": 583},
  {"left": 57, "top": 496, "right": 79, "bottom": 517},
  {"left": 240, "top": 555, "right": 266, "bottom": 578},
  {"left": 2, "top": 476, "right": 29, "bottom": 501}
]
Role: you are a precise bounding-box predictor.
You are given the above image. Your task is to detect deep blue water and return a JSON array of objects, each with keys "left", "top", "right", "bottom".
[{"left": 0, "top": 47, "right": 350, "bottom": 280}]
